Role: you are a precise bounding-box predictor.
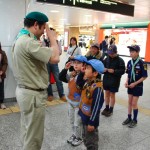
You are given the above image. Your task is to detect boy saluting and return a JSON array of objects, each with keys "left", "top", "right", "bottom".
[{"left": 122, "top": 45, "right": 148, "bottom": 128}]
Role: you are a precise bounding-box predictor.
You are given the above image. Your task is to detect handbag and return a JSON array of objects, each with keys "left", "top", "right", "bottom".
[{"left": 66, "top": 46, "right": 78, "bottom": 72}]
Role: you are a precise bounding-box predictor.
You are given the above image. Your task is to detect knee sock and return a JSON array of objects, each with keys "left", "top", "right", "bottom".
[
  {"left": 109, "top": 107, "right": 113, "bottom": 113},
  {"left": 106, "top": 105, "right": 109, "bottom": 110},
  {"left": 128, "top": 114, "right": 132, "bottom": 120},
  {"left": 133, "top": 109, "right": 138, "bottom": 122}
]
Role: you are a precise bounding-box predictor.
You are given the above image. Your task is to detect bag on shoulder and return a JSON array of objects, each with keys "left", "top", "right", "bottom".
[{"left": 65, "top": 46, "right": 78, "bottom": 72}]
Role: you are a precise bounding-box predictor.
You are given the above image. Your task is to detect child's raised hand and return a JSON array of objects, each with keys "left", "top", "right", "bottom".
[{"left": 65, "top": 62, "right": 71, "bottom": 69}]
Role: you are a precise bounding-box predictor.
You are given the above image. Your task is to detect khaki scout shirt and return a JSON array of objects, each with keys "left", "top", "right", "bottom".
[{"left": 12, "top": 32, "right": 52, "bottom": 89}]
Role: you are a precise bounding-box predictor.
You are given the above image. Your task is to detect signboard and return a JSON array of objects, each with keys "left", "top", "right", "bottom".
[{"left": 37, "top": 0, "right": 134, "bottom": 16}]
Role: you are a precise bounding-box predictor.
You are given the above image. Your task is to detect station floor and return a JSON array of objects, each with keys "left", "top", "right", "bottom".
[{"left": 0, "top": 50, "right": 150, "bottom": 150}]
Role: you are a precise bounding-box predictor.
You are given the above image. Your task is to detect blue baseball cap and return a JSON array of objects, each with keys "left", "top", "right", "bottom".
[
  {"left": 107, "top": 45, "right": 117, "bottom": 54},
  {"left": 127, "top": 45, "right": 140, "bottom": 52},
  {"left": 72, "top": 55, "right": 87, "bottom": 62},
  {"left": 84, "top": 59, "right": 104, "bottom": 74}
]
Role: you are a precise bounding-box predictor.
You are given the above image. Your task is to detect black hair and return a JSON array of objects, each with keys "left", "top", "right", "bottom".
[
  {"left": 92, "top": 67, "right": 101, "bottom": 79},
  {"left": 105, "top": 35, "right": 109, "bottom": 39},
  {"left": 86, "top": 64, "right": 100, "bottom": 78},
  {"left": 24, "top": 18, "right": 45, "bottom": 29},
  {"left": 69, "top": 37, "right": 77, "bottom": 47}
]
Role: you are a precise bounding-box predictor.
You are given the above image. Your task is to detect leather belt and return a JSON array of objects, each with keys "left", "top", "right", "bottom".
[{"left": 18, "top": 85, "right": 46, "bottom": 92}]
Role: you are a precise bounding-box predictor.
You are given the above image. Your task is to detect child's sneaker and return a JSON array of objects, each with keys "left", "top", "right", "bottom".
[
  {"left": 71, "top": 137, "right": 83, "bottom": 146},
  {"left": 67, "top": 134, "right": 76, "bottom": 144},
  {"left": 101, "top": 108, "right": 109, "bottom": 116},
  {"left": 122, "top": 118, "right": 132, "bottom": 125},
  {"left": 0, "top": 103, "right": 6, "bottom": 109},
  {"left": 105, "top": 111, "right": 113, "bottom": 117},
  {"left": 128, "top": 120, "right": 137, "bottom": 128}
]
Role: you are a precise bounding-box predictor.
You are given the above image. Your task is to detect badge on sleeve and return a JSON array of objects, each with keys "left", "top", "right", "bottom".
[{"left": 143, "top": 64, "right": 147, "bottom": 70}]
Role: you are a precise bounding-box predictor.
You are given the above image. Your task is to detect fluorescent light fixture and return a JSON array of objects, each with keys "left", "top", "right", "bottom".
[
  {"left": 60, "top": 19, "right": 66, "bottom": 21},
  {"left": 85, "top": 14, "right": 92, "bottom": 17},
  {"left": 65, "top": 23, "right": 71, "bottom": 26},
  {"left": 50, "top": 10, "right": 59, "bottom": 13}
]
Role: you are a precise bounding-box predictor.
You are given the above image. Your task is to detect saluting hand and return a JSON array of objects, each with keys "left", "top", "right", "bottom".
[
  {"left": 45, "top": 24, "right": 56, "bottom": 40},
  {"left": 65, "top": 62, "right": 71, "bottom": 69}
]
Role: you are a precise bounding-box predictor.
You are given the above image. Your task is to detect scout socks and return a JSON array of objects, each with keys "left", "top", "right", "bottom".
[
  {"left": 133, "top": 109, "right": 138, "bottom": 122},
  {"left": 106, "top": 105, "right": 109, "bottom": 111},
  {"left": 109, "top": 107, "right": 113, "bottom": 113},
  {"left": 128, "top": 114, "right": 132, "bottom": 120}
]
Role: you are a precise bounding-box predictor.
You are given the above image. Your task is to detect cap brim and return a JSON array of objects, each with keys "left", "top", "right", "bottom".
[
  {"left": 72, "top": 58, "right": 83, "bottom": 62},
  {"left": 83, "top": 59, "right": 90, "bottom": 64},
  {"left": 127, "top": 46, "right": 133, "bottom": 49},
  {"left": 127, "top": 46, "right": 139, "bottom": 51},
  {"left": 91, "top": 45, "right": 99, "bottom": 49},
  {"left": 107, "top": 50, "right": 114, "bottom": 54}
]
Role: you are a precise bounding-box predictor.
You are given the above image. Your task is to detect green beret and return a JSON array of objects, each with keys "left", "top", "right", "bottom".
[{"left": 25, "top": 11, "right": 48, "bottom": 22}]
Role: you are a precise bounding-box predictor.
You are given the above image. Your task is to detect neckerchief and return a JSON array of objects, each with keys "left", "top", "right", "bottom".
[
  {"left": 83, "top": 78, "right": 101, "bottom": 90},
  {"left": 130, "top": 57, "right": 140, "bottom": 82},
  {"left": 16, "top": 28, "right": 37, "bottom": 40}
]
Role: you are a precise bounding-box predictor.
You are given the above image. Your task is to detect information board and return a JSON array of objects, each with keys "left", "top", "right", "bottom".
[{"left": 37, "top": 0, "right": 134, "bottom": 16}]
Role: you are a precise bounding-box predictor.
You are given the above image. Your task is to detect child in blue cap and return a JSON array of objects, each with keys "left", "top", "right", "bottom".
[
  {"left": 78, "top": 59, "right": 104, "bottom": 150},
  {"left": 122, "top": 45, "right": 148, "bottom": 128},
  {"left": 59, "top": 55, "right": 87, "bottom": 146}
]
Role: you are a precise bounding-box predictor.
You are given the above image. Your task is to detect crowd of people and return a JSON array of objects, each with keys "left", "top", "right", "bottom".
[{"left": 0, "top": 11, "right": 148, "bottom": 150}]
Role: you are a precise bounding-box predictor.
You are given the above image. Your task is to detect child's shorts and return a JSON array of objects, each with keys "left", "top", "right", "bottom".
[
  {"left": 103, "top": 86, "right": 118, "bottom": 93},
  {"left": 128, "top": 86, "right": 143, "bottom": 96}
]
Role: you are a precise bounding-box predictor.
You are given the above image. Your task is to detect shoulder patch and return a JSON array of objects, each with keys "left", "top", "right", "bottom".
[
  {"left": 92, "top": 83, "right": 97, "bottom": 88},
  {"left": 143, "top": 64, "right": 147, "bottom": 70}
]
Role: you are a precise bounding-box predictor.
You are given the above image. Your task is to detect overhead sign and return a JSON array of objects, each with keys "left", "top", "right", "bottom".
[{"left": 36, "top": 0, "right": 134, "bottom": 16}]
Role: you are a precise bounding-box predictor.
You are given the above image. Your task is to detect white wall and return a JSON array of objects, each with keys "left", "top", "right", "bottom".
[{"left": 0, "top": 0, "right": 28, "bottom": 99}]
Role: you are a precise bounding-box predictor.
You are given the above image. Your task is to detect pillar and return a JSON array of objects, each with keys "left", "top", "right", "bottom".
[{"left": 145, "top": 23, "right": 150, "bottom": 62}]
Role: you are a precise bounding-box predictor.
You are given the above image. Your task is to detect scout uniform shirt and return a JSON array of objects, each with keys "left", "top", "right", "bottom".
[
  {"left": 79, "top": 80, "right": 104, "bottom": 127},
  {"left": 12, "top": 32, "right": 52, "bottom": 89},
  {"left": 67, "top": 75, "right": 81, "bottom": 107},
  {"left": 127, "top": 58, "right": 148, "bottom": 86}
]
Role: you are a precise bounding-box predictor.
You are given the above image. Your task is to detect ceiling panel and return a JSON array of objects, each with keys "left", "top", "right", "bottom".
[{"left": 27, "top": 0, "right": 150, "bottom": 29}]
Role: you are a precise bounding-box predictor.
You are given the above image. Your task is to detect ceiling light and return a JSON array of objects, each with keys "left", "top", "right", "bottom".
[
  {"left": 60, "top": 19, "right": 66, "bottom": 21},
  {"left": 50, "top": 10, "right": 59, "bottom": 13},
  {"left": 85, "top": 15, "right": 92, "bottom": 17},
  {"left": 65, "top": 23, "right": 71, "bottom": 26}
]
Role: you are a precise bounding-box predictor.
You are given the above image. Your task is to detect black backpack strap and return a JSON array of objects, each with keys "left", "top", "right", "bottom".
[{"left": 71, "top": 46, "right": 78, "bottom": 56}]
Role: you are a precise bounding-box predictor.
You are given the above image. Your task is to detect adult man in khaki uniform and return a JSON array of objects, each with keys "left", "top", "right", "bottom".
[{"left": 12, "top": 12, "right": 59, "bottom": 150}]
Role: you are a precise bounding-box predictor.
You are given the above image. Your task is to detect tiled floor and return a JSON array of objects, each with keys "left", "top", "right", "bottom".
[{"left": 0, "top": 51, "right": 150, "bottom": 150}]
